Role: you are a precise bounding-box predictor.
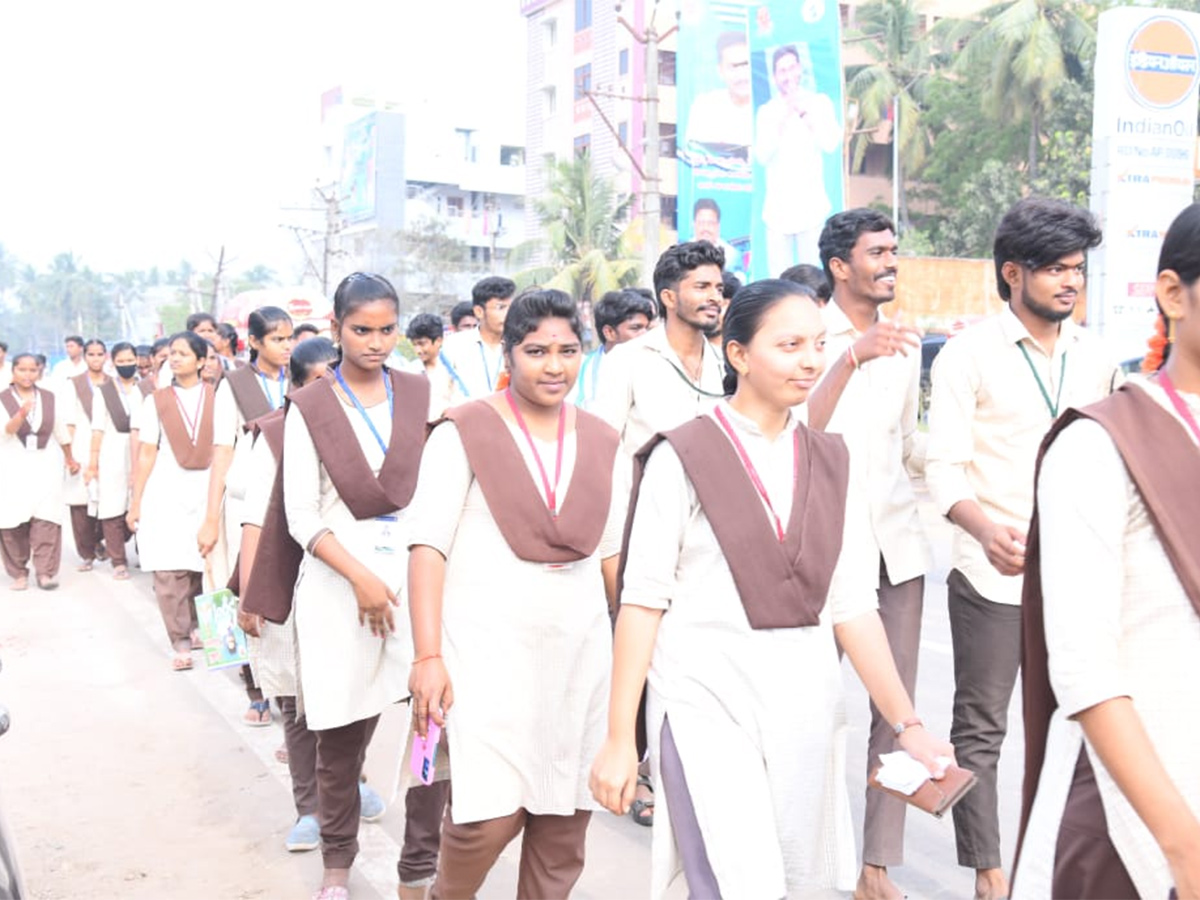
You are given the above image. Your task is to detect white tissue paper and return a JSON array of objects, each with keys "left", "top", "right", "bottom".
[{"left": 875, "top": 751, "right": 953, "bottom": 795}]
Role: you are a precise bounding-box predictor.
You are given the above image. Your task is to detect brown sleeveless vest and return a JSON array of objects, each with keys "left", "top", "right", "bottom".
[
  {"left": 98, "top": 379, "right": 133, "bottom": 434},
  {"left": 137, "top": 378, "right": 155, "bottom": 398},
  {"left": 72, "top": 372, "right": 104, "bottom": 421},
  {"left": 1, "top": 388, "right": 56, "bottom": 449},
  {"left": 226, "top": 409, "right": 286, "bottom": 597},
  {"left": 153, "top": 384, "right": 215, "bottom": 470},
  {"left": 440, "top": 399, "right": 620, "bottom": 563},
  {"left": 224, "top": 364, "right": 276, "bottom": 428},
  {"left": 622, "top": 415, "right": 849, "bottom": 629},
  {"left": 239, "top": 369, "right": 429, "bottom": 623},
  {"left": 1014, "top": 383, "right": 1200, "bottom": 877}
]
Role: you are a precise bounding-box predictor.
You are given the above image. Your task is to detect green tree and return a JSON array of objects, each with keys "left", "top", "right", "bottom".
[
  {"left": 516, "top": 153, "right": 639, "bottom": 304},
  {"left": 845, "top": 0, "right": 940, "bottom": 229},
  {"left": 391, "top": 217, "right": 477, "bottom": 314},
  {"left": 953, "top": 0, "right": 1095, "bottom": 179}
]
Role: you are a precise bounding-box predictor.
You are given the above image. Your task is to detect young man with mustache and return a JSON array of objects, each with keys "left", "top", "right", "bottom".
[
  {"left": 806, "top": 209, "right": 930, "bottom": 900},
  {"left": 926, "top": 198, "right": 1119, "bottom": 900}
]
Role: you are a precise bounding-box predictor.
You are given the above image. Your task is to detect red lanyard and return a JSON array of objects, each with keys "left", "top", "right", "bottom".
[
  {"left": 173, "top": 385, "right": 203, "bottom": 442},
  {"left": 505, "top": 389, "right": 566, "bottom": 518},
  {"left": 713, "top": 406, "right": 799, "bottom": 542},
  {"left": 1160, "top": 372, "right": 1200, "bottom": 445}
]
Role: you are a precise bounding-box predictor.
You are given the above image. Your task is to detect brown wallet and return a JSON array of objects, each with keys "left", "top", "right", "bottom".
[{"left": 867, "top": 764, "right": 978, "bottom": 819}]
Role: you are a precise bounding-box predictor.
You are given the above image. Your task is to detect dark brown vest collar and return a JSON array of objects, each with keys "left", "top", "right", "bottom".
[
  {"left": 237, "top": 370, "right": 429, "bottom": 623},
  {"left": 441, "top": 399, "right": 620, "bottom": 563},
  {"left": 98, "top": 379, "right": 134, "bottom": 434},
  {"left": 224, "top": 363, "right": 278, "bottom": 428},
  {"left": 248, "top": 408, "right": 286, "bottom": 459},
  {"left": 1, "top": 387, "right": 55, "bottom": 449},
  {"left": 72, "top": 372, "right": 105, "bottom": 421},
  {"left": 137, "top": 377, "right": 156, "bottom": 397},
  {"left": 288, "top": 369, "right": 429, "bottom": 520},
  {"left": 1014, "top": 382, "right": 1200, "bottom": 880},
  {"left": 622, "top": 414, "right": 849, "bottom": 629},
  {"left": 153, "top": 384, "right": 215, "bottom": 470}
]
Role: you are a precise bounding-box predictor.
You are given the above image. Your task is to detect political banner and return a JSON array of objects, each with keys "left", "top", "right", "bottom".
[{"left": 748, "top": 0, "right": 845, "bottom": 280}]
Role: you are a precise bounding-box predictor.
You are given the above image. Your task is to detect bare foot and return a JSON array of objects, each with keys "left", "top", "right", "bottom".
[
  {"left": 974, "top": 868, "right": 1009, "bottom": 900},
  {"left": 397, "top": 884, "right": 428, "bottom": 900},
  {"left": 854, "top": 864, "right": 904, "bottom": 900},
  {"left": 10, "top": 576, "right": 28, "bottom": 592}
]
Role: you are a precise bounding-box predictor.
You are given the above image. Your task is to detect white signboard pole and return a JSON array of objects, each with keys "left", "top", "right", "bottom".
[{"left": 1089, "top": 8, "right": 1200, "bottom": 363}]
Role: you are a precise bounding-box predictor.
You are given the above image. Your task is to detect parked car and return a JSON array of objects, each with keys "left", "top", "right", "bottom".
[{"left": 0, "top": 658, "right": 25, "bottom": 900}]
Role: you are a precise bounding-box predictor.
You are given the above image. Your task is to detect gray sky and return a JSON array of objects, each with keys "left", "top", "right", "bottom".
[{"left": 0, "top": 0, "right": 526, "bottom": 278}]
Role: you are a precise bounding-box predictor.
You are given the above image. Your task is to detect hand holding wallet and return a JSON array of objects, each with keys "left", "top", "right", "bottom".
[{"left": 868, "top": 759, "right": 978, "bottom": 819}]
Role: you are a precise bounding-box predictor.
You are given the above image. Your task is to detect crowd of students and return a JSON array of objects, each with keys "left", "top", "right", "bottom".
[{"left": 2, "top": 196, "right": 1198, "bottom": 900}]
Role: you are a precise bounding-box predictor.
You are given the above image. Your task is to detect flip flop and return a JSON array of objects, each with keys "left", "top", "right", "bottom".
[
  {"left": 172, "top": 655, "right": 193, "bottom": 672},
  {"left": 244, "top": 700, "right": 272, "bottom": 727},
  {"left": 113, "top": 567, "right": 131, "bottom": 581},
  {"left": 9, "top": 578, "right": 28, "bottom": 592},
  {"left": 312, "top": 886, "right": 350, "bottom": 900},
  {"left": 76, "top": 561, "right": 94, "bottom": 572},
  {"left": 630, "top": 774, "right": 654, "bottom": 827},
  {"left": 37, "top": 576, "right": 59, "bottom": 591}
]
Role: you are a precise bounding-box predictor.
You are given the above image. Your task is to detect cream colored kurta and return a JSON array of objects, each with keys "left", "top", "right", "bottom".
[
  {"left": 90, "top": 380, "right": 137, "bottom": 520},
  {"left": 241, "top": 432, "right": 297, "bottom": 700},
  {"left": 1014, "top": 378, "right": 1200, "bottom": 899},
  {"left": 0, "top": 388, "right": 72, "bottom": 528},
  {"left": 405, "top": 418, "right": 627, "bottom": 825},
  {"left": 135, "top": 387, "right": 209, "bottom": 573},
  {"left": 284, "top": 398, "right": 411, "bottom": 731},
  {"left": 63, "top": 384, "right": 98, "bottom": 507},
  {"left": 621, "top": 402, "right": 877, "bottom": 900}
]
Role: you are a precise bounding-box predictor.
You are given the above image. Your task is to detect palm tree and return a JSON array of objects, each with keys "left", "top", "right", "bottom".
[
  {"left": 846, "top": 0, "right": 942, "bottom": 230},
  {"left": 515, "top": 153, "right": 640, "bottom": 305},
  {"left": 952, "top": 0, "right": 1094, "bottom": 179}
]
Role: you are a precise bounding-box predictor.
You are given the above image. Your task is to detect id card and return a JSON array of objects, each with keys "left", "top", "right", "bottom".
[{"left": 374, "top": 515, "right": 399, "bottom": 556}]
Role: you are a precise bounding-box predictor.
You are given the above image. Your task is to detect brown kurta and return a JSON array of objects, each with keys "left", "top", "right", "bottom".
[
  {"left": 441, "top": 400, "right": 619, "bottom": 563},
  {"left": 0, "top": 388, "right": 56, "bottom": 449},
  {"left": 624, "top": 415, "right": 849, "bottom": 629},
  {"left": 1015, "top": 382, "right": 1200, "bottom": 888},
  {"left": 240, "top": 368, "right": 429, "bottom": 623},
  {"left": 153, "top": 384, "right": 215, "bottom": 470}
]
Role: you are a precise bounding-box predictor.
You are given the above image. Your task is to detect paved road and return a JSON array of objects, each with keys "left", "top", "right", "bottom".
[{"left": 0, "top": 498, "right": 1023, "bottom": 899}]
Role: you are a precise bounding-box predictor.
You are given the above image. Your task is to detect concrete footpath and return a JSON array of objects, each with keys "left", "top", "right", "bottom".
[{"left": 0, "top": 502, "right": 1022, "bottom": 898}]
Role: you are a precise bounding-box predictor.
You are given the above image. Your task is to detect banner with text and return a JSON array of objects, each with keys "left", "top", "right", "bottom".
[{"left": 1089, "top": 8, "right": 1200, "bottom": 362}]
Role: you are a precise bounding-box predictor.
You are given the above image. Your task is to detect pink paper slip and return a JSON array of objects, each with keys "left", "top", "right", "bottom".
[{"left": 410, "top": 719, "right": 442, "bottom": 786}]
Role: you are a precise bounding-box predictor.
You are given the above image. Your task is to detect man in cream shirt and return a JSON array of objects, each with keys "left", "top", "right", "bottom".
[
  {"left": 926, "top": 198, "right": 1120, "bottom": 900},
  {"left": 805, "top": 209, "right": 930, "bottom": 900},
  {"left": 593, "top": 241, "right": 727, "bottom": 456}
]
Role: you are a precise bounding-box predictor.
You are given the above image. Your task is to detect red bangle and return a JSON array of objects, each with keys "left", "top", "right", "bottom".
[{"left": 413, "top": 654, "right": 441, "bottom": 666}]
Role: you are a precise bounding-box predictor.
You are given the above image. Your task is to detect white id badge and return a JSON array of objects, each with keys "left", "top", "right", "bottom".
[{"left": 374, "top": 515, "right": 399, "bottom": 556}]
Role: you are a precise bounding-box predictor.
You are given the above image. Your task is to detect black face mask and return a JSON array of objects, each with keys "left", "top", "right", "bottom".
[{"left": 115, "top": 364, "right": 138, "bottom": 379}]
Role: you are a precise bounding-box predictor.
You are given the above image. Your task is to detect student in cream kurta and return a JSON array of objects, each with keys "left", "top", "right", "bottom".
[
  {"left": 282, "top": 273, "right": 429, "bottom": 900},
  {"left": 0, "top": 353, "right": 78, "bottom": 590},
  {"left": 591, "top": 281, "right": 954, "bottom": 900},
  {"left": 408, "top": 289, "right": 626, "bottom": 900},
  {"left": 86, "top": 341, "right": 141, "bottom": 579},
  {"left": 64, "top": 339, "right": 111, "bottom": 570}
]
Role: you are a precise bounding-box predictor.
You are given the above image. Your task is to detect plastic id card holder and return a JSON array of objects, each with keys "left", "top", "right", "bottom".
[{"left": 374, "top": 515, "right": 399, "bottom": 556}]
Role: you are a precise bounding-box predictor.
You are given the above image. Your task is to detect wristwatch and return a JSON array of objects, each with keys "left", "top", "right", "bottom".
[{"left": 893, "top": 717, "right": 923, "bottom": 736}]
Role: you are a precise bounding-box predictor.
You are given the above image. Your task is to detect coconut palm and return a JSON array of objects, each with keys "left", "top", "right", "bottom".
[
  {"left": 952, "top": 0, "right": 1095, "bottom": 179},
  {"left": 515, "top": 152, "right": 640, "bottom": 304},
  {"left": 846, "top": 0, "right": 941, "bottom": 230}
]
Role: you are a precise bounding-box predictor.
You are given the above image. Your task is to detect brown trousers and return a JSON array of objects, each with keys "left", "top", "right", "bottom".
[
  {"left": 69, "top": 504, "right": 104, "bottom": 562},
  {"left": 1052, "top": 748, "right": 1139, "bottom": 899},
  {"left": 153, "top": 570, "right": 201, "bottom": 652},
  {"left": 277, "top": 696, "right": 318, "bottom": 818},
  {"left": 399, "top": 781, "right": 451, "bottom": 886},
  {"left": 431, "top": 806, "right": 591, "bottom": 900},
  {"left": 0, "top": 519, "right": 62, "bottom": 580},
  {"left": 863, "top": 562, "right": 925, "bottom": 867},
  {"left": 99, "top": 515, "right": 131, "bottom": 569},
  {"left": 314, "top": 714, "right": 380, "bottom": 869}
]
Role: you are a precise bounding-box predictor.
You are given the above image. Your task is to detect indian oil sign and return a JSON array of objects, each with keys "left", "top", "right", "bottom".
[{"left": 1125, "top": 17, "right": 1200, "bottom": 111}]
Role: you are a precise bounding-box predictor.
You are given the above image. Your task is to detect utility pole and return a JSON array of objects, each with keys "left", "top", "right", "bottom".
[
  {"left": 210, "top": 245, "right": 226, "bottom": 315},
  {"left": 615, "top": 1, "right": 679, "bottom": 287}
]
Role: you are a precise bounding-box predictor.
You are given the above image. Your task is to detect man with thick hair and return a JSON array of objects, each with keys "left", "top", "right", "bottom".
[
  {"left": 449, "top": 301, "right": 478, "bottom": 332},
  {"left": 780, "top": 262, "right": 831, "bottom": 305},
  {"left": 51, "top": 335, "right": 87, "bottom": 382},
  {"left": 806, "top": 208, "right": 928, "bottom": 899},
  {"left": 575, "top": 289, "right": 657, "bottom": 410},
  {"left": 692, "top": 199, "right": 743, "bottom": 281},
  {"left": 685, "top": 30, "right": 753, "bottom": 153},
  {"left": 441, "top": 276, "right": 516, "bottom": 405},
  {"left": 405, "top": 312, "right": 453, "bottom": 420},
  {"left": 926, "top": 197, "right": 1118, "bottom": 900},
  {"left": 595, "top": 241, "right": 725, "bottom": 457}
]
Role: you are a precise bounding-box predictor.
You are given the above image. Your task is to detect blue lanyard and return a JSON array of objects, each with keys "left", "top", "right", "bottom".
[
  {"left": 334, "top": 367, "right": 393, "bottom": 455},
  {"left": 575, "top": 347, "right": 604, "bottom": 406},
  {"left": 440, "top": 350, "right": 471, "bottom": 399},
  {"left": 478, "top": 342, "right": 501, "bottom": 393},
  {"left": 255, "top": 365, "right": 287, "bottom": 410}
]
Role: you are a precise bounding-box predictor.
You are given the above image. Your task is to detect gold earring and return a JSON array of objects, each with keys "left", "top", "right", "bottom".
[{"left": 1168, "top": 317, "right": 1177, "bottom": 345}]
